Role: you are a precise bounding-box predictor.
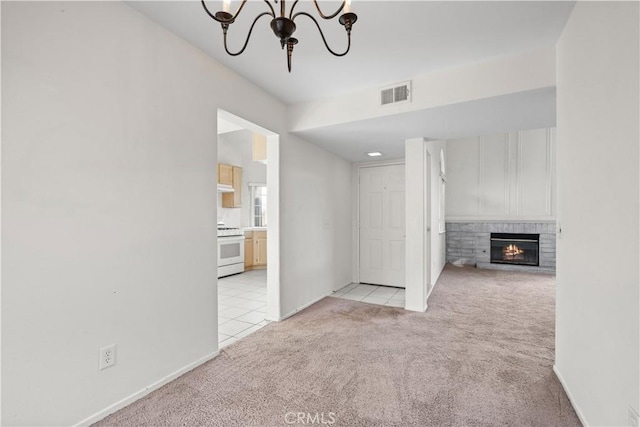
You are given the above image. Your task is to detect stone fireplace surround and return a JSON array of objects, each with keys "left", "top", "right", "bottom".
[{"left": 446, "top": 222, "right": 556, "bottom": 274}]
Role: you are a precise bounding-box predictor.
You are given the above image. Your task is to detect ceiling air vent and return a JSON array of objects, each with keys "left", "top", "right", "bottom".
[{"left": 380, "top": 81, "right": 411, "bottom": 106}]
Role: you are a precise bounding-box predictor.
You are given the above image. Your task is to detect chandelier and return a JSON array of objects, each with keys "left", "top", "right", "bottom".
[{"left": 201, "top": 0, "right": 358, "bottom": 72}]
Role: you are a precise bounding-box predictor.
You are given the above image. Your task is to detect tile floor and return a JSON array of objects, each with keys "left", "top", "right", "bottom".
[
  {"left": 332, "top": 283, "right": 405, "bottom": 307},
  {"left": 218, "top": 269, "right": 268, "bottom": 348},
  {"left": 219, "top": 274, "right": 404, "bottom": 348}
]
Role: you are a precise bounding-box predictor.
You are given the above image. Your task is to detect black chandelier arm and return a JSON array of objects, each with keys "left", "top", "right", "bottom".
[
  {"left": 291, "top": 12, "right": 352, "bottom": 57},
  {"left": 201, "top": 0, "right": 220, "bottom": 21},
  {"left": 263, "top": 0, "right": 276, "bottom": 18},
  {"left": 312, "top": 0, "right": 347, "bottom": 19},
  {"left": 289, "top": 0, "right": 345, "bottom": 20},
  {"left": 288, "top": 0, "right": 299, "bottom": 19},
  {"left": 201, "top": 0, "right": 274, "bottom": 23},
  {"left": 223, "top": 11, "right": 273, "bottom": 56}
]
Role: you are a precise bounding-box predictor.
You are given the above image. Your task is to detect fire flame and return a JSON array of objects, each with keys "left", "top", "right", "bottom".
[{"left": 503, "top": 244, "right": 524, "bottom": 258}]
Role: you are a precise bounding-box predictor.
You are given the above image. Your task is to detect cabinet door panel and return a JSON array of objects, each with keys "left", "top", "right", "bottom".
[
  {"left": 222, "top": 166, "right": 242, "bottom": 208},
  {"left": 244, "top": 237, "right": 253, "bottom": 268},
  {"left": 233, "top": 167, "right": 242, "bottom": 207},
  {"left": 253, "top": 231, "right": 267, "bottom": 266},
  {"left": 218, "top": 164, "right": 233, "bottom": 186}
]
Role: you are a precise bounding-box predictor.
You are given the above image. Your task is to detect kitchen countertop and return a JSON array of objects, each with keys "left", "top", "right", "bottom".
[{"left": 244, "top": 227, "right": 267, "bottom": 231}]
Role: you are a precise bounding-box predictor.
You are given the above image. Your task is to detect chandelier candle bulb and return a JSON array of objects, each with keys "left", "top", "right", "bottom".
[
  {"left": 222, "top": 0, "right": 230, "bottom": 13},
  {"left": 344, "top": 0, "right": 352, "bottom": 14}
]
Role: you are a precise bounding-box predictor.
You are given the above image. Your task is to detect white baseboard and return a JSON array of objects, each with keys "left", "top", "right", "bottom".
[
  {"left": 405, "top": 302, "right": 427, "bottom": 312},
  {"left": 279, "top": 291, "right": 333, "bottom": 321},
  {"left": 75, "top": 350, "right": 219, "bottom": 426},
  {"left": 425, "top": 264, "right": 445, "bottom": 303},
  {"left": 553, "top": 365, "right": 587, "bottom": 427}
]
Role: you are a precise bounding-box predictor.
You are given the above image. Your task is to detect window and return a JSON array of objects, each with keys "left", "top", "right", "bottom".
[
  {"left": 250, "top": 184, "right": 267, "bottom": 227},
  {"left": 439, "top": 150, "right": 446, "bottom": 233}
]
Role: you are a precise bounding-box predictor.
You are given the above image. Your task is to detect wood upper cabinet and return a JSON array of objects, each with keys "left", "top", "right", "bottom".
[
  {"left": 218, "top": 163, "right": 233, "bottom": 186},
  {"left": 252, "top": 133, "right": 267, "bottom": 163},
  {"left": 253, "top": 231, "right": 267, "bottom": 267},
  {"left": 220, "top": 164, "right": 242, "bottom": 208}
]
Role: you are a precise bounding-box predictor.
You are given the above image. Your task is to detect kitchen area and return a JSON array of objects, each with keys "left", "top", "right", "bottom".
[{"left": 216, "top": 122, "right": 270, "bottom": 348}]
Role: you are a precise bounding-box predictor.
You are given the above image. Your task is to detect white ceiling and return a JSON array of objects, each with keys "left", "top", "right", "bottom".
[
  {"left": 128, "top": 1, "right": 573, "bottom": 162},
  {"left": 127, "top": 1, "right": 575, "bottom": 105},
  {"left": 293, "top": 87, "right": 556, "bottom": 163}
]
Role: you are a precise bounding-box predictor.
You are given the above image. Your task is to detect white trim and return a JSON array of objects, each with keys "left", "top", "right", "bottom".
[
  {"left": 278, "top": 290, "right": 337, "bottom": 321},
  {"left": 74, "top": 351, "right": 219, "bottom": 426},
  {"left": 354, "top": 158, "right": 405, "bottom": 168},
  {"left": 545, "top": 128, "right": 553, "bottom": 216},
  {"left": 553, "top": 365, "right": 588, "bottom": 427},
  {"left": 266, "top": 133, "right": 280, "bottom": 321},
  {"left": 478, "top": 136, "right": 484, "bottom": 215},
  {"left": 503, "top": 134, "right": 510, "bottom": 216},
  {"left": 425, "top": 148, "right": 432, "bottom": 292},
  {"left": 425, "top": 266, "right": 443, "bottom": 302},
  {"left": 446, "top": 217, "right": 556, "bottom": 223},
  {"left": 217, "top": 109, "right": 281, "bottom": 321},
  {"left": 352, "top": 159, "right": 405, "bottom": 285},
  {"left": 405, "top": 301, "right": 428, "bottom": 312},
  {"left": 516, "top": 131, "right": 522, "bottom": 215}
]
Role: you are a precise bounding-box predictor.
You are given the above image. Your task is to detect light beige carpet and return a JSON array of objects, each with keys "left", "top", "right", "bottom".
[{"left": 95, "top": 265, "right": 580, "bottom": 427}]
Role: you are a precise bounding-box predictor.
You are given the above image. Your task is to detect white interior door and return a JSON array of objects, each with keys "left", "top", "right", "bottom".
[{"left": 359, "top": 164, "right": 406, "bottom": 287}]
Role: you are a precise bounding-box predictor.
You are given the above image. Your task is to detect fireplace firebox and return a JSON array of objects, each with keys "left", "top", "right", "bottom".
[{"left": 490, "top": 233, "right": 539, "bottom": 266}]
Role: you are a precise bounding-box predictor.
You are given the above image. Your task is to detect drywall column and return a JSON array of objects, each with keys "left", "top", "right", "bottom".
[
  {"left": 266, "top": 134, "right": 280, "bottom": 321},
  {"left": 405, "top": 138, "right": 428, "bottom": 312},
  {"left": 555, "top": 2, "right": 639, "bottom": 426}
]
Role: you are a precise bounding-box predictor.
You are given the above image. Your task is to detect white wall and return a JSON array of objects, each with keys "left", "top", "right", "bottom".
[
  {"left": 555, "top": 2, "right": 639, "bottom": 426},
  {"left": 425, "top": 140, "right": 447, "bottom": 289},
  {"left": 279, "top": 134, "right": 353, "bottom": 317},
  {"left": 446, "top": 128, "right": 556, "bottom": 221},
  {"left": 1, "top": 2, "right": 352, "bottom": 425}
]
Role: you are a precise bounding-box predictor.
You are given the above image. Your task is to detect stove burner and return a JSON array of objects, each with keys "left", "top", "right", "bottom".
[{"left": 217, "top": 226, "right": 243, "bottom": 237}]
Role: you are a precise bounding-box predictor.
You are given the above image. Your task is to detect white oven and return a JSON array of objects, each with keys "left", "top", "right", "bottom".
[{"left": 217, "top": 235, "right": 245, "bottom": 278}]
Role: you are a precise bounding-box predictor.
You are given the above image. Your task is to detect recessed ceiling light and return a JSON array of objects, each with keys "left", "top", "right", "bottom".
[{"left": 367, "top": 152, "right": 382, "bottom": 157}]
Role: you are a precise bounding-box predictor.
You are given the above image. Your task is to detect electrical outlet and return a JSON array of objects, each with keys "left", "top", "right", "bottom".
[
  {"left": 629, "top": 407, "right": 639, "bottom": 427},
  {"left": 99, "top": 344, "right": 116, "bottom": 370}
]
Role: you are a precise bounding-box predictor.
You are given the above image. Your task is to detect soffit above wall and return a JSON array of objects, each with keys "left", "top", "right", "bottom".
[{"left": 293, "top": 87, "right": 556, "bottom": 163}]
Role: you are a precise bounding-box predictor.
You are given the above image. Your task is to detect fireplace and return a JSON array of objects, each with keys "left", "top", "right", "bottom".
[{"left": 490, "top": 233, "right": 539, "bottom": 266}]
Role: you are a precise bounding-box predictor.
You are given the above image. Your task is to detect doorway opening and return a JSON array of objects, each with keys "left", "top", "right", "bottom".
[
  {"left": 331, "top": 162, "right": 406, "bottom": 308},
  {"left": 216, "top": 110, "right": 280, "bottom": 349}
]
